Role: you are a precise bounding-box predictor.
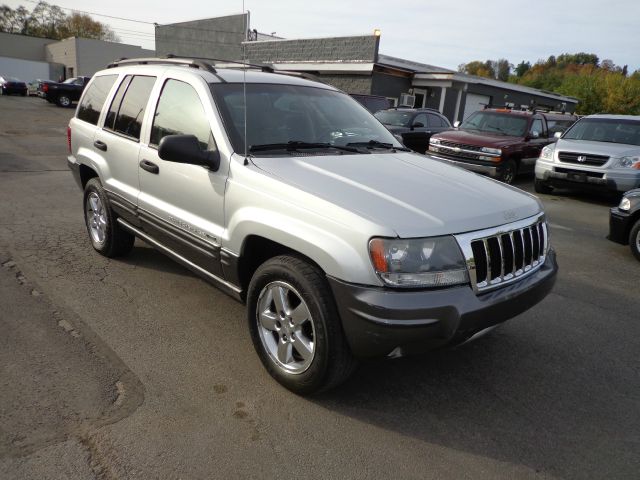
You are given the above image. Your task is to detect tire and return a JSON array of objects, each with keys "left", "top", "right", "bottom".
[
  {"left": 57, "top": 94, "right": 71, "bottom": 107},
  {"left": 629, "top": 220, "right": 640, "bottom": 262},
  {"left": 534, "top": 178, "right": 553, "bottom": 194},
  {"left": 247, "top": 255, "right": 356, "bottom": 395},
  {"left": 83, "top": 178, "right": 135, "bottom": 257},
  {"left": 498, "top": 159, "right": 517, "bottom": 184}
]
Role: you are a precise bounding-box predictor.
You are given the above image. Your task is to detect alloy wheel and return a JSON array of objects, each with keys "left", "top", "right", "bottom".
[{"left": 86, "top": 192, "right": 107, "bottom": 245}]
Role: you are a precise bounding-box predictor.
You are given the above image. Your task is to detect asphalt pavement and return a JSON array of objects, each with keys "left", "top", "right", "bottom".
[{"left": 0, "top": 95, "right": 638, "bottom": 479}]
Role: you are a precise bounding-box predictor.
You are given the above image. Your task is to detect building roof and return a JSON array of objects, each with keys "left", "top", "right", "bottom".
[{"left": 376, "top": 54, "right": 454, "bottom": 74}]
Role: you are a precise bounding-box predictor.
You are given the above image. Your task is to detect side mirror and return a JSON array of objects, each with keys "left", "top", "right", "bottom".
[
  {"left": 411, "top": 121, "right": 424, "bottom": 129},
  {"left": 158, "top": 135, "right": 220, "bottom": 171},
  {"left": 453, "top": 120, "right": 461, "bottom": 128},
  {"left": 554, "top": 131, "right": 562, "bottom": 139}
]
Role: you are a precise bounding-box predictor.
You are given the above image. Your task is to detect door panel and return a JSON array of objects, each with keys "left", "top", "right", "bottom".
[{"left": 137, "top": 78, "right": 227, "bottom": 278}]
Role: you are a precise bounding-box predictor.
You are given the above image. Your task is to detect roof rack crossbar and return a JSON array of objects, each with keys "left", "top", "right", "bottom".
[{"left": 106, "top": 56, "right": 218, "bottom": 74}]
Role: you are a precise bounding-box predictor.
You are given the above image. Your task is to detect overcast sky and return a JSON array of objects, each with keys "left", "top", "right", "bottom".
[{"left": 6, "top": 0, "right": 639, "bottom": 72}]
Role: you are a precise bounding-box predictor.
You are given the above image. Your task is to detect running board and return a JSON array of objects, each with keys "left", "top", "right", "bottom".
[{"left": 117, "top": 218, "right": 243, "bottom": 301}]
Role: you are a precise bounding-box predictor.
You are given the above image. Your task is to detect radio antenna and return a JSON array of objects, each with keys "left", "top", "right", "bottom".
[{"left": 242, "top": 3, "right": 249, "bottom": 165}]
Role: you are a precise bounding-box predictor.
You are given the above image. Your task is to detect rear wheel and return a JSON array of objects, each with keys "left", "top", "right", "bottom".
[
  {"left": 499, "top": 159, "right": 517, "bottom": 184},
  {"left": 629, "top": 220, "right": 640, "bottom": 262},
  {"left": 83, "top": 178, "right": 135, "bottom": 257},
  {"left": 534, "top": 178, "right": 554, "bottom": 194},
  {"left": 247, "top": 255, "right": 356, "bottom": 394},
  {"left": 57, "top": 94, "right": 71, "bottom": 107}
]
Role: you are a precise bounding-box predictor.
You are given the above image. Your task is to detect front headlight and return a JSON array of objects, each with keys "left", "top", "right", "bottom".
[
  {"left": 619, "top": 156, "right": 640, "bottom": 169},
  {"left": 481, "top": 147, "right": 501, "bottom": 155},
  {"left": 430, "top": 138, "right": 441, "bottom": 145},
  {"left": 369, "top": 236, "right": 469, "bottom": 288},
  {"left": 619, "top": 197, "right": 631, "bottom": 211},
  {"left": 540, "top": 144, "right": 555, "bottom": 161}
]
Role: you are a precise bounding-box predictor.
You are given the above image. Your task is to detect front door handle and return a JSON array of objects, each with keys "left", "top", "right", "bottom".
[
  {"left": 93, "top": 140, "right": 107, "bottom": 151},
  {"left": 139, "top": 159, "right": 159, "bottom": 174}
]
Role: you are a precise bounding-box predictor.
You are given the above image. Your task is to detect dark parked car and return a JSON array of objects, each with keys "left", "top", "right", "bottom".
[
  {"left": 43, "top": 76, "right": 91, "bottom": 107},
  {"left": 374, "top": 108, "right": 452, "bottom": 154},
  {"left": 609, "top": 188, "right": 640, "bottom": 261},
  {"left": 350, "top": 94, "right": 393, "bottom": 113},
  {"left": 0, "top": 76, "right": 27, "bottom": 96}
]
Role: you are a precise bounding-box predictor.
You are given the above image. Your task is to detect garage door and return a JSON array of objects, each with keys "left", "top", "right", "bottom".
[{"left": 463, "top": 93, "right": 491, "bottom": 119}]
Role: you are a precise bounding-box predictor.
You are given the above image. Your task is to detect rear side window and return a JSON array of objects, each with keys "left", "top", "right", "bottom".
[
  {"left": 429, "top": 113, "right": 449, "bottom": 127},
  {"left": 150, "top": 79, "right": 212, "bottom": 149},
  {"left": 77, "top": 75, "right": 117, "bottom": 125},
  {"left": 105, "top": 75, "right": 156, "bottom": 140}
]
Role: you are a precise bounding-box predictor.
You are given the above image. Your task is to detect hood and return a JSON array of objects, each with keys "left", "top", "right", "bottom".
[
  {"left": 434, "top": 129, "right": 523, "bottom": 148},
  {"left": 555, "top": 139, "right": 640, "bottom": 158},
  {"left": 251, "top": 152, "right": 541, "bottom": 238}
]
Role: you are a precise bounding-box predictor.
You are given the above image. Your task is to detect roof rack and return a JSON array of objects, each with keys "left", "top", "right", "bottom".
[
  {"left": 106, "top": 56, "right": 218, "bottom": 74},
  {"left": 106, "top": 55, "right": 328, "bottom": 86}
]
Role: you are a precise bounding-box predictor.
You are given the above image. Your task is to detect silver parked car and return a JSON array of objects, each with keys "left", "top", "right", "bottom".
[
  {"left": 67, "top": 57, "right": 557, "bottom": 394},
  {"left": 535, "top": 114, "right": 640, "bottom": 194}
]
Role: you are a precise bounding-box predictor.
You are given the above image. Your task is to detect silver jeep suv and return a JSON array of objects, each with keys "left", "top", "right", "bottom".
[{"left": 67, "top": 58, "right": 557, "bottom": 394}]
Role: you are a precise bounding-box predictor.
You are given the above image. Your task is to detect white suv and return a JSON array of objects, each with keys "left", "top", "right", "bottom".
[{"left": 67, "top": 58, "right": 557, "bottom": 394}]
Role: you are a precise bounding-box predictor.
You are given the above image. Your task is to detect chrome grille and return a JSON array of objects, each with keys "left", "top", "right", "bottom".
[
  {"left": 439, "top": 140, "right": 483, "bottom": 151},
  {"left": 455, "top": 214, "right": 548, "bottom": 293},
  {"left": 558, "top": 151, "right": 609, "bottom": 166}
]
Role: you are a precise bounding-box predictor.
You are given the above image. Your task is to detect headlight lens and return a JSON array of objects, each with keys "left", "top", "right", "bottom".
[
  {"left": 481, "top": 147, "right": 501, "bottom": 155},
  {"left": 369, "top": 236, "right": 469, "bottom": 288},
  {"left": 430, "top": 138, "right": 441, "bottom": 145},
  {"left": 540, "top": 144, "right": 555, "bottom": 161},
  {"left": 619, "top": 156, "right": 640, "bottom": 169},
  {"left": 619, "top": 197, "right": 631, "bottom": 211}
]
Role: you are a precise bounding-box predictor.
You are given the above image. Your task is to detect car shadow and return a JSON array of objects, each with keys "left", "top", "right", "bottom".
[{"left": 118, "top": 241, "right": 199, "bottom": 278}]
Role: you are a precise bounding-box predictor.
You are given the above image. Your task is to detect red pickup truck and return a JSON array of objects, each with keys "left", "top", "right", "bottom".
[{"left": 428, "top": 108, "right": 577, "bottom": 184}]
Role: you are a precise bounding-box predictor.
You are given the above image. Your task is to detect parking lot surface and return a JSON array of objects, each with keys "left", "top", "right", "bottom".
[{"left": 1, "top": 95, "right": 639, "bottom": 479}]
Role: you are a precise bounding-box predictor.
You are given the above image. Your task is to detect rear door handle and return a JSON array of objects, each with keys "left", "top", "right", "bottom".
[
  {"left": 139, "top": 159, "right": 159, "bottom": 174},
  {"left": 93, "top": 140, "right": 107, "bottom": 151}
]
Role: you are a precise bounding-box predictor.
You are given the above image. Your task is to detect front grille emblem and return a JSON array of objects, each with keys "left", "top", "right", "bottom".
[{"left": 577, "top": 155, "right": 587, "bottom": 162}]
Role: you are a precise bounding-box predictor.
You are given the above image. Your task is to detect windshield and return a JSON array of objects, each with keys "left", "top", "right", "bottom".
[
  {"left": 461, "top": 111, "right": 529, "bottom": 136},
  {"left": 211, "top": 83, "right": 403, "bottom": 155},
  {"left": 562, "top": 118, "right": 640, "bottom": 146},
  {"left": 374, "top": 110, "right": 413, "bottom": 127}
]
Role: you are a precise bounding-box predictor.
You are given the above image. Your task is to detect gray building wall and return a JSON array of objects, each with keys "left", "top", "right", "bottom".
[
  {"left": 370, "top": 71, "right": 412, "bottom": 103},
  {"left": 0, "top": 32, "right": 56, "bottom": 62},
  {"left": 46, "top": 37, "right": 154, "bottom": 77},
  {"left": 317, "top": 74, "right": 372, "bottom": 95},
  {"left": 155, "top": 14, "right": 247, "bottom": 61},
  {"left": 244, "top": 35, "right": 379, "bottom": 63}
]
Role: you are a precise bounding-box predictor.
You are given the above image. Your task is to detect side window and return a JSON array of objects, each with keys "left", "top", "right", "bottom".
[
  {"left": 76, "top": 75, "right": 117, "bottom": 126},
  {"left": 105, "top": 75, "right": 156, "bottom": 140},
  {"left": 531, "top": 118, "right": 544, "bottom": 136},
  {"left": 413, "top": 113, "right": 428, "bottom": 127},
  {"left": 150, "top": 79, "right": 213, "bottom": 150},
  {"left": 427, "top": 113, "right": 446, "bottom": 127}
]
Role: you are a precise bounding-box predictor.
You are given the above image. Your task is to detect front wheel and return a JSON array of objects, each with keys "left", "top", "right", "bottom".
[
  {"left": 629, "top": 220, "right": 640, "bottom": 262},
  {"left": 498, "top": 159, "right": 517, "bottom": 184},
  {"left": 247, "top": 255, "right": 356, "bottom": 394}
]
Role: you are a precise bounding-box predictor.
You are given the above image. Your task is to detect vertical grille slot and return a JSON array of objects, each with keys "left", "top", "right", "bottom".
[
  {"left": 531, "top": 225, "right": 540, "bottom": 260},
  {"left": 500, "top": 234, "right": 514, "bottom": 276},
  {"left": 512, "top": 230, "right": 524, "bottom": 270},
  {"left": 538, "top": 223, "right": 546, "bottom": 255},
  {"left": 471, "top": 240, "right": 487, "bottom": 283},
  {"left": 487, "top": 237, "right": 502, "bottom": 280},
  {"left": 523, "top": 228, "right": 533, "bottom": 266}
]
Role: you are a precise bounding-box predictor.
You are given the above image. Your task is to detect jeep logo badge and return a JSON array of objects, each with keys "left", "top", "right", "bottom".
[{"left": 577, "top": 155, "right": 587, "bottom": 162}]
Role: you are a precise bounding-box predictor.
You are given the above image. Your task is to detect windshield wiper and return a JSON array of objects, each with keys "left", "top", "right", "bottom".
[
  {"left": 345, "top": 140, "right": 411, "bottom": 151},
  {"left": 249, "top": 141, "right": 360, "bottom": 153}
]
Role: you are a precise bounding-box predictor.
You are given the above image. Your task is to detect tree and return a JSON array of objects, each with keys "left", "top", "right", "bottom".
[
  {"left": 496, "top": 58, "right": 512, "bottom": 82},
  {"left": 515, "top": 61, "right": 531, "bottom": 78},
  {"left": 459, "top": 60, "right": 495, "bottom": 79},
  {"left": 0, "top": 1, "right": 119, "bottom": 41}
]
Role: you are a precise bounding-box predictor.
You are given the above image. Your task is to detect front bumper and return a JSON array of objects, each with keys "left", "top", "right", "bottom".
[
  {"left": 429, "top": 153, "right": 498, "bottom": 177},
  {"left": 608, "top": 207, "right": 633, "bottom": 244},
  {"left": 536, "top": 160, "right": 640, "bottom": 192},
  {"left": 329, "top": 250, "right": 558, "bottom": 358}
]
